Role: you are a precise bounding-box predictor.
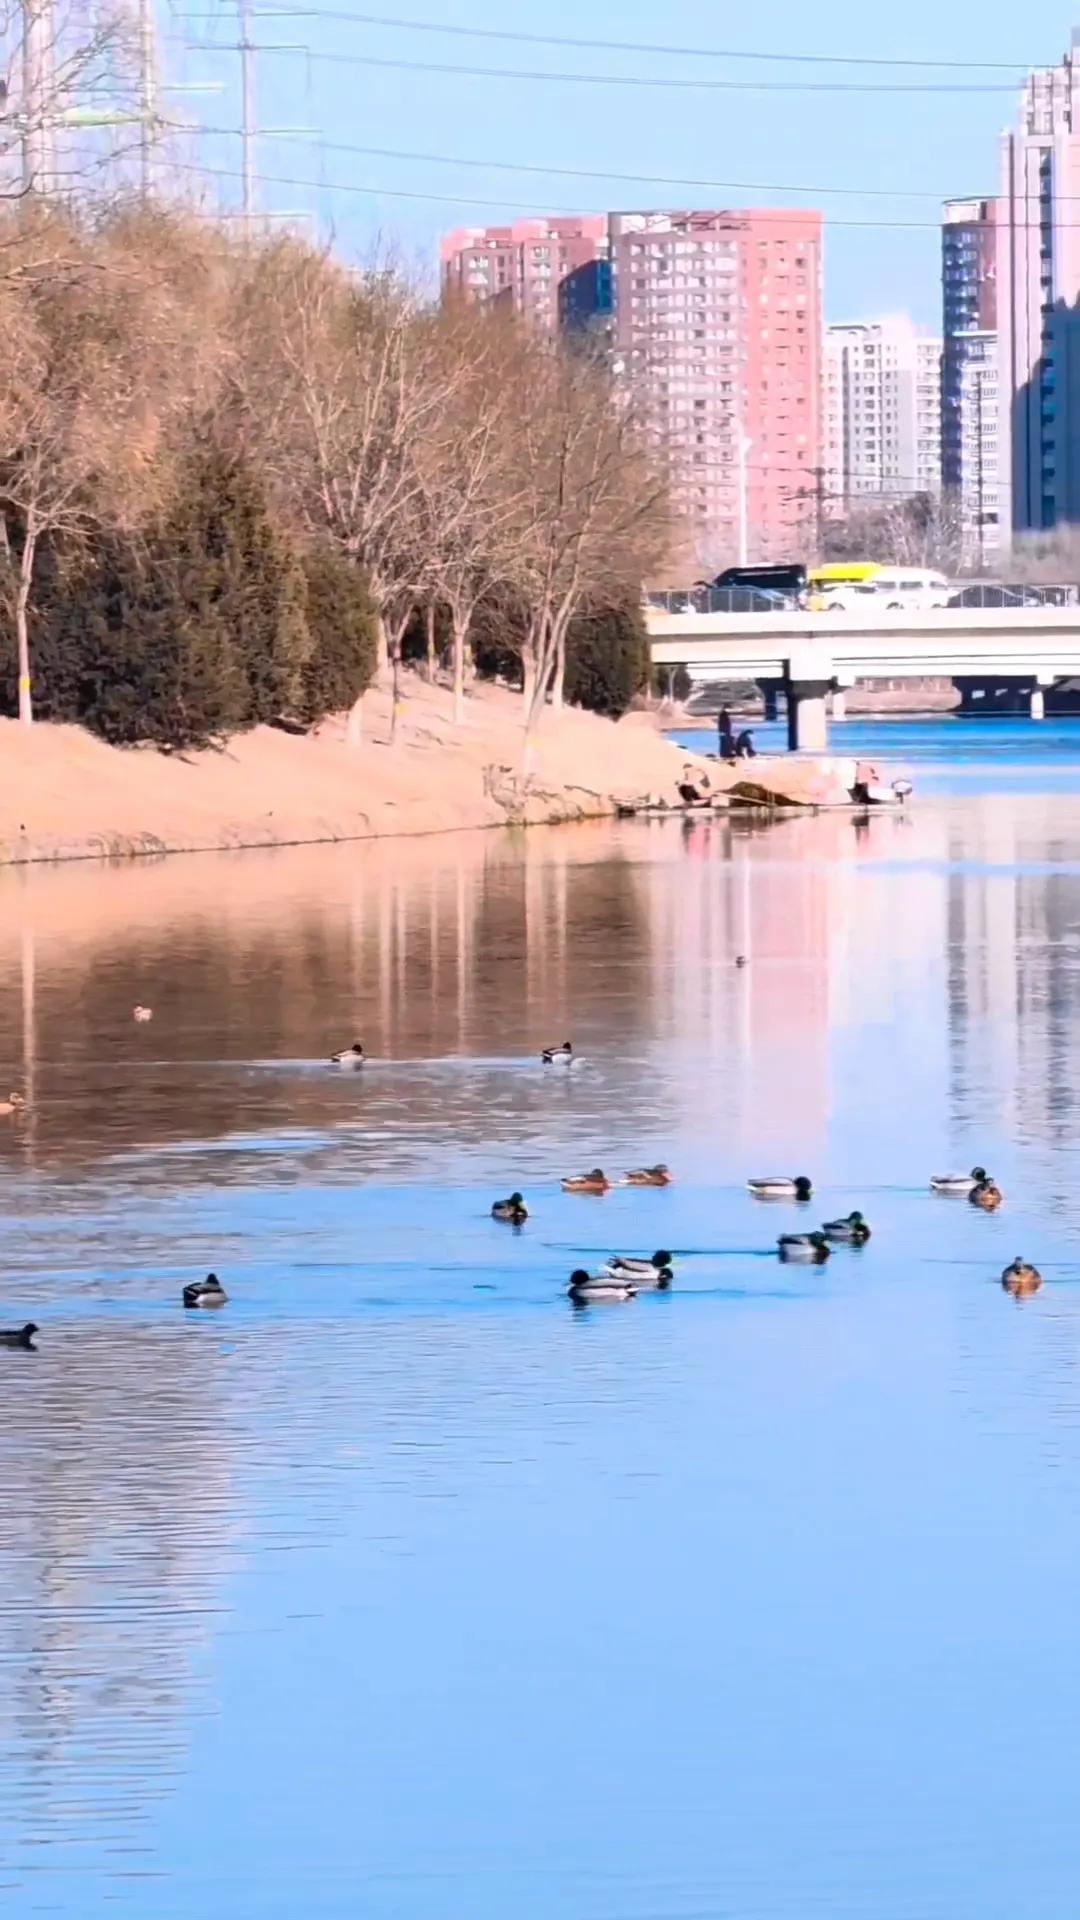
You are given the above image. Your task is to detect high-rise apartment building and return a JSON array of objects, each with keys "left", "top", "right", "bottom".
[
  {"left": 826, "top": 318, "right": 942, "bottom": 508},
  {"left": 439, "top": 217, "right": 608, "bottom": 330},
  {"left": 942, "top": 197, "right": 999, "bottom": 565},
  {"left": 607, "top": 209, "right": 823, "bottom": 566},
  {"left": 998, "top": 33, "right": 1080, "bottom": 535}
]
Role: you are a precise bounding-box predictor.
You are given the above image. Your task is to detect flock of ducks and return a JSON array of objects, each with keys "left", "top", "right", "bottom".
[{"left": 0, "top": 1036, "right": 1040, "bottom": 1348}]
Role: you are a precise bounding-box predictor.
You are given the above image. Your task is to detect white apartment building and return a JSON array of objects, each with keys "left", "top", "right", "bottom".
[
  {"left": 956, "top": 332, "right": 1001, "bottom": 565},
  {"left": 827, "top": 318, "right": 942, "bottom": 509}
]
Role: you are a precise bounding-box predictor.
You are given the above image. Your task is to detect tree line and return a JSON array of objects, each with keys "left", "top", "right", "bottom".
[{"left": 0, "top": 205, "right": 671, "bottom": 746}]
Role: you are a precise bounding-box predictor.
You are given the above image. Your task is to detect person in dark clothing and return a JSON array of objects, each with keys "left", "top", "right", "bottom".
[
  {"left": 734, "top": 729, "right": 756, "bottom": 759},
  {"left": 717, "top": 706, "right": 734, "bottom": 758}
]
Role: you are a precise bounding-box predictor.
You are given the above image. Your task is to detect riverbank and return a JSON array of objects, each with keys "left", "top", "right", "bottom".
[{"left": 1, "top": 673, "right": 730, "bottom": 866}]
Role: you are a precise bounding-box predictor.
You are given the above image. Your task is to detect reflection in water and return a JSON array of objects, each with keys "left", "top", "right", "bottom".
[{"left": 4, "top": 786, "right": 1080, "bottom": 1914}]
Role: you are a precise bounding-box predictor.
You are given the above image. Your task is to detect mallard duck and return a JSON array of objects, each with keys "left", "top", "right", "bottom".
[
  {"left": 1002, "top": 1257, "right": 1042, "bottom": 1297},
  {"left": 0, "top": 1322, "right": 38, "bottom": 1349},
  {"left": 491, "top": 1192, "right": 529, "bottom": 1223},
  {"left": 749, "top": 1175, "right": 813, "bottom": 1201},
  {"left": 778, "top": 1231, "right": 831, "bottom": 1264},
  {"left": 623, "top": 1164, "right": 673, "bottom": 1187},
  {"left": 562, "top": 1168, "right": 611, "bottom": 1194},
  {"left": 182, "top": 1273, "right": 229, "bottom": 1310},
  {"left": 0, "top": 1092, "right": 26, "bottom": 1116},
  {"left": 542, "top": 1041, "right": 573, "bottom": 1064},
  {"left": 603, "top": 1250, "right": 674, "bottom": 1285},
  {"left": 133, "top": 1004, "right": 153, "bottom": 1022},
  {"left": 970, "top": 1175, "right": 1003, "bottom": 1211},
  {"left": 930, "top": 1165, "right": 987, "bottom": 1194},
  {"left": 567, "top": 1269, "right": 635, "bottom": 1302},
  {"left": 822, "top": 1211, "right": 872, "bottom": 1245},
  {"left": 330, "top": 1042, "right": 365, "bottom": 1068}
]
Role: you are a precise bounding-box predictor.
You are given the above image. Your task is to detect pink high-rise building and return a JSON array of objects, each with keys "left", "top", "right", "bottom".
[
  {"left": 609, "top": 209, "right": 824, "bottom": 567},
  {"left": 440, "top": 216, "right": 608, "bottom": 331}
]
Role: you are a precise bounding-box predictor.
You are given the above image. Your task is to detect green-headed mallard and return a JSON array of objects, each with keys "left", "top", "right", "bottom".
[
  {"left": 624, "top": 1164, "right": 672, "bottom": 1187},
  {"left": 183, "top": 1273, "right": 228, "bottom": 1311},
  {"left": 778, "top": 1231, "right": 831, "bottom": 1264},
  {"left": 542, "top": 1041, "right": 573, "bottom": 1064},
  {"left": 970, "top": 1176, "right": 1003, "bottom": 1211},
  {"left": 822, "top": 1211, "right": 872, "bottom": 1245},
  {"left": 491, "top": 1192, "right": 528, "bottom": 1223},
  {"left": 0, "top": 1322, "right": 37, "bottom": 1349},
  {"left": 749, "top": 1175, "right": 813, "bottom": 1201},
  {"left": 931, "top": 1165, "right": 986, "bottom": 1194},
  {"left": 603, "top": 1251, "right": 673, "bottom": 1287},
  {"left": 562, "top": 1168, "right": 611, "bottom": 1195},
  {"left": 330, "top": 1042, "right": 365, "bottom": 1068},
  {"left": 567, "top": 1268, "right": 635, "bottom": 1302},
  {"left": 1002, "top": 1257, "right": 1042, "bottom": 1297}
]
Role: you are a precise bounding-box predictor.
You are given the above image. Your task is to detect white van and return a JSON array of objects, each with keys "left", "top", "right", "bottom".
[{"left": 866, "top": 568, "right": 951, "bottom": 611}]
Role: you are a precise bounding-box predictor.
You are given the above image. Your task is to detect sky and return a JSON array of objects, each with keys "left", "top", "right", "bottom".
[{"left": 167, "top": 2, "right": 1079, "bottom": 329}]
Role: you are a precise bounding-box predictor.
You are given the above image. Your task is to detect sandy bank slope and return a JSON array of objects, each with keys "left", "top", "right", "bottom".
[{"left": 1, "top": 674, "right": 713, "bottom": 866}]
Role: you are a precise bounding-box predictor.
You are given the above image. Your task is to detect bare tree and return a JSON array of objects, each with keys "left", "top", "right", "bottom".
[
  {"left": 821, "top": 489, "right": 964, "bottom": 572},
  {"left": 0, "top": 205, "right": 227, "bottom": 721},
  {"left": 507, "top": 341, "right": 671, "bottom": 734}
]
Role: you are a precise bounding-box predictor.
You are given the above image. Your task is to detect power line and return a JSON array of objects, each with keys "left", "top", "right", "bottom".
[
  {"left": 174, "top": 157, "right": 1080, "bottom": 230},
  {"left": 185, "top": 46, "right": 1017, "bottom": 94},
  {"left": 240, "top": 7, "right": 1030, "bottom": 73},
  {"left": 194, "top": 128, "right": 976, "bottom": 203}
]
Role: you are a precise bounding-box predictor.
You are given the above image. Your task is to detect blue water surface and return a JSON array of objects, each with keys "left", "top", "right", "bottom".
[{"left": 1, "top": 722, "right": 1080, "bottom": 1917}]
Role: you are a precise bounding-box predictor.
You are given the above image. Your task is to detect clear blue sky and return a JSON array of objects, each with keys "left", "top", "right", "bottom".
[{"left": 176, "top": 2, "right": 1076, "bottom": 328}]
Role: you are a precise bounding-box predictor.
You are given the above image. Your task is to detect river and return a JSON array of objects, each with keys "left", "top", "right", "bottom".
[{"left": 2, "top": 720, "right": 1080, "bottom": 1917}]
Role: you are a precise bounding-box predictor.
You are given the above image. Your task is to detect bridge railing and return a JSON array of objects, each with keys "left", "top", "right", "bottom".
[
  {"left": 647, "top": 582, "right": 1080, "bottom": 615},
  {"left": 646, "top": 587, "right": 803, "bottom": 615}
]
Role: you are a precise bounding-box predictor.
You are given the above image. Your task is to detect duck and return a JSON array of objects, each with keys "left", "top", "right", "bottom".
[
  {"left": 1002, "top": 1257, "right": 1042, "bottom": 1297},
  {"left": 330, "top": 1041, "right": 365, "bottom": 1068},
  {"left": 567, "top": 1269, "right": 635, "bottom": 1303},
  {"left": 133, "top": 1004, "right": 153, "bottom": 1023},
  {"left": 491, "top": 1192, "right": 529, "bottom": 1223},
  {"left": 735, "top": 955, "right": 748, "bottom": 968},
  {"left": 623, "top": 1164, "right": 673, "bottom": 1187},
  {"left": 182, "top": 1272, "right": 229, "bottom": 1310},
  {"left": 603, "top": 1250, "right": 674, "bottom": 1287},
  {"left": 822, "top": 1210, "right": 872, "bottom": 1245},
  {"left": 748, "top": 1175, "right": 813, "bottom": 1201},
  {"left": 0, "top": 1322, "right": 38, "bottom": 1349},
  {"left": 542, "top": 1041, "right": 573, "bottom": 1065},
  {"left": 561, "top": 1169, "right": 611, "bottom": 1195},
  {"left": 0, "top": 1092, "right": 26, "bottom": 1116},
  {"left": 969, "top": 1175, "right": 1003, "bottom": 1211},
  {"left": 778, "top": 1232, "right": 831, "bottom": 1264},
  {"left": 930, "top": 1165, "right": 987, "bottom": 1195}
]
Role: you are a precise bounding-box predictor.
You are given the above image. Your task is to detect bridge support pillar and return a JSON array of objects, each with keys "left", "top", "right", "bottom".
[
  {"left": 832, "top": 689, "right": 847, "bottom": 721},
  {"left": 786, "top": 680, "right": 830, "bottom": 751},
  {"left": 762, "top": 685, "right": 779, "bottom": 722},
  {"left": 1031, "top": 686, "right": 1045, "bottom": 721}
]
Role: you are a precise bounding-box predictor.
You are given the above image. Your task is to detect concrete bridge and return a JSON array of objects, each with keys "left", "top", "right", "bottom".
[{"left": 646, "top": 604, "right": 1080, "bottom": 747}]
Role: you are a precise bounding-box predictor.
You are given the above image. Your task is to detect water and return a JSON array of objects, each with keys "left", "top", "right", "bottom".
[{"left": 2, "top": 723, "right": 1080, "bottom": 1915}]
